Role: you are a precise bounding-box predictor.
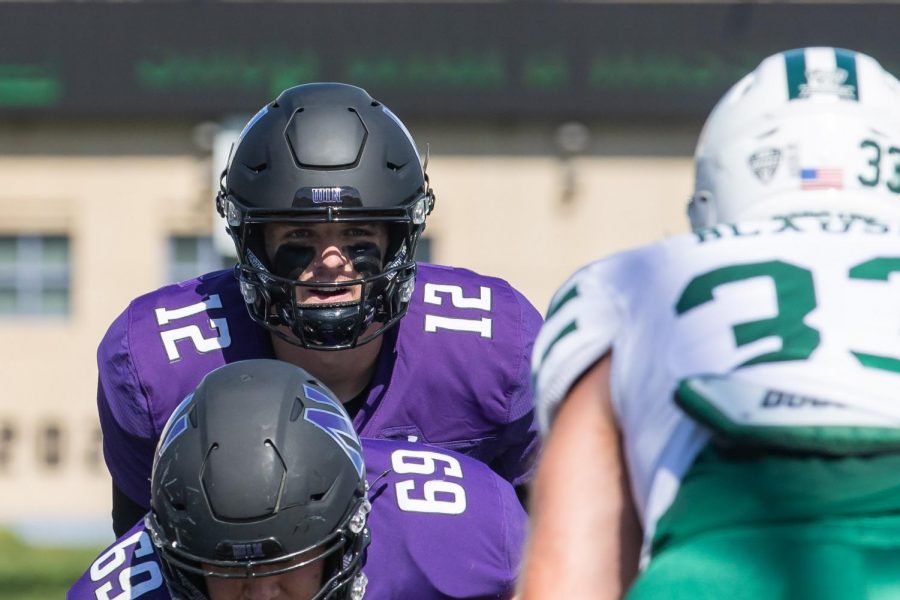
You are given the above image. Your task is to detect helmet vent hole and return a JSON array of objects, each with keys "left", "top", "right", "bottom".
[
  {"left": 290, "top": 397, "right": 303, "bottom": 422},
  {"left": 270, "top": 101, "right": 279, "bottom": 108},
  {"left": 243, "top": 162, "right": 268, "bottom": 174},
  {"left": 371, "top": 101, "right": 380, "bottom": 107},
  {"left": 386, "top": 161, "right": 406, "bottom": 172},
  {"left": 309, "top": 479, "right": 336, "bottom": 502}
]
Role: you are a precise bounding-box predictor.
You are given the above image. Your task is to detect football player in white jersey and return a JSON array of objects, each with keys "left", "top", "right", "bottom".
[{"left": 519, "top": 48, "right": 900, "bottom": 599}]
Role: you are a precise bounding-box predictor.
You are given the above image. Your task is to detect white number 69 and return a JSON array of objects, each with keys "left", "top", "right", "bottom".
[{"left": 391, "top": 449, "right": 467, "bottom": 515}]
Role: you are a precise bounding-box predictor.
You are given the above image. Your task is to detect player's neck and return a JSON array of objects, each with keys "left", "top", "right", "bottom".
[{"left": 271, "top": 335, "right": 383, "bottom": 404}]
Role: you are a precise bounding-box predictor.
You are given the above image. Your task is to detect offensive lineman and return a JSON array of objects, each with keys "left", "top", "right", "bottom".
[
  {"left": 97, "top": 83, "right": 542, "bottom": 535},
  {"left": 71, "top": 360, "right": 526, "bottom": 599},
  {"left": 520, "top": 48, "right": 900, "bottom": 599}
]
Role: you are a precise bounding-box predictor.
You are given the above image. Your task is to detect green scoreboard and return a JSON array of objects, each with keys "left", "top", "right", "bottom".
[{"left": 0, "top": 2, "right": 897, "bottom": 119}]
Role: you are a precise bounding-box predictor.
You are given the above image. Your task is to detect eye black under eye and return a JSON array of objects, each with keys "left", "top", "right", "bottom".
[
  {"left": 271, "top": 244, "right": 314, "bottom": 280},
  {"left": 348, "top": 242, "right": 383, "bottom": 276}
]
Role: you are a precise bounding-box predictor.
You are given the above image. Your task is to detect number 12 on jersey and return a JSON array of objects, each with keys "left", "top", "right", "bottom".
[
  {"left": 423, "top": 283, "right": 493, "bottom": 338},
  {"left": 155, "top": 295, "right": 232, "bottom": 361}
]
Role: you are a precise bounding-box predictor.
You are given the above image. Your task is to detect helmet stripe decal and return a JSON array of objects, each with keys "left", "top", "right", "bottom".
[
  {"left": 785, "top": 49, "right": 807, "bottom": 100},
  {"left": 302, "top": 384, "right": 365, "bottom": 478},
  {"left": 157, "top": 393, "right": 194, "bottom": 457},
  {"left": 834, "top": 48, "right": 860, "bottom": 100}
]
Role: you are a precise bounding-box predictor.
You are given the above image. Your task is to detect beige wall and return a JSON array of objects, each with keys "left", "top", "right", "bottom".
[
  {"left": 427, "top": 155, "right": 692, "bottom": 311},
  {"left": 0, "top": 123, "right": 694, "bottom": 542},
  {"left": 0, "top": 155, "right": 209, "bottom": 535}
]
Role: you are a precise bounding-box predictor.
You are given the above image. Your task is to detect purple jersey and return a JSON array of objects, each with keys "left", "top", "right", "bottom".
[
  {"left": 362, "top": 438, "right": 525, "bottom": 599},
  {"left": 68, "top": 520, "right": 168, "bottom": 600},
  {"left": 69, "top": 439, "right": 525, "bottom": 600},
  {"left": 98, "top": 263, "right": 540, "bottom": 509}
]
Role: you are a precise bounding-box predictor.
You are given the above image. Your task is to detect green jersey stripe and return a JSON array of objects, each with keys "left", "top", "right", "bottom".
[
  {"left": 537, "top": 320, "right": 577, "bottom": 368},
  {"left": 784, "top": 49, "right": 807, "bottom": 100},
  {"left": 546, "top": 285, "right": 578, "bottom": 319}
]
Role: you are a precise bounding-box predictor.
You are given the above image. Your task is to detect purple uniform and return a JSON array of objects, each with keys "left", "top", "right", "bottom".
[
  {"left": 69, "top": 439, "right": 526, "bottom": 600},
  {"left": 98, "top": 263, "right": 540, "bottom": 510},
  {"left": 362, "top": 438, "right": 524, "bottom": 598},
  {"left": 68, "top": 520, "right": 168, "bottom": 600}
]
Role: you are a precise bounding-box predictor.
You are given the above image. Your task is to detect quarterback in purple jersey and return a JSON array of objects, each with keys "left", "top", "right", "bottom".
[
  {"left": 71, "top": 360, "right": 526, "bottom": 600},
  {"left": 97, "top": 83, "right": 541, "bottom": 534}
]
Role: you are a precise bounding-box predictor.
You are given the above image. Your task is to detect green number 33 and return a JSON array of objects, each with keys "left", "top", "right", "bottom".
[
  {"left": 858, "top": 139, "right": 900, "bottom": 193},
  {"left": 676, "top": 258, "right": 900, "bottom": 373}
]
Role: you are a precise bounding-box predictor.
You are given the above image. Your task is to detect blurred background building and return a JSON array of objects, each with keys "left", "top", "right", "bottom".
[{"left": 0, "top": 0, "right": 896, "bottom": 556}]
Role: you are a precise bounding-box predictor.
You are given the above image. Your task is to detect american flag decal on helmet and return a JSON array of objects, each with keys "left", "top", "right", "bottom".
[{"left": 800, "top": 167, "right": 843, "bottom": 190}]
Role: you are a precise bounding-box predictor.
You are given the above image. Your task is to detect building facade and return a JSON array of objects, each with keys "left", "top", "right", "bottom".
[{"left": 0, "top": 118, "right": 694, "bottom": 543}]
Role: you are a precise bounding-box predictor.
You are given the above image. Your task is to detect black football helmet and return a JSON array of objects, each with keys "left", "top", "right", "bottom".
[
  {"left": 146, "top": 359, "right": 370, "bottom": 600},
  {"left": 216, "top": 83, "right": 435, "bottom": 350}
]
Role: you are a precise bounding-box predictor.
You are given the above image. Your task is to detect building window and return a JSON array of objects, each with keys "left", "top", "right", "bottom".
[
  {"left": 0, "top": 422, "right": 15, "bottom": 470},
  {"left": 168, "top": 235, "right": 228, "bottom": 283},
  {"left": 86, "top": 425, "right": 103, "bottom": 471},
  {"left": 37, "top": 423, "right": 63, "bottom": 468},
  {"left": 0, "top": 235, "right": 70, "bottom": 316}
]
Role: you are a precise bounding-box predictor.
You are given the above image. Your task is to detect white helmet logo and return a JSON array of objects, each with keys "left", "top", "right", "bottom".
[
  {"left": 748, "top": 148, "right": 782, "bottom": 183},
  {"left": 800, "top": 68, "right": 857, "bottom": 100}
]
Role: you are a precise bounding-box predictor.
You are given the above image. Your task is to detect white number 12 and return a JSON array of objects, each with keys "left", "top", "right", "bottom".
[
  {"left": 155, "top": 295, "right": 232, "bottom": 362},
  {"left": 423, "top": 283, "right": 492, "bottom": 338}
]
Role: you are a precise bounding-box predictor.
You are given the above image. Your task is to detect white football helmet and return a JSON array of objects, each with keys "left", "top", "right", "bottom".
[{"left": 689, "top": 47, "right": 900, "bottom": 229}]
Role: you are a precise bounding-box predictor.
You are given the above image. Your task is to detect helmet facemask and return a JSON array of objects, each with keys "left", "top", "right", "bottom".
[
  {"left": 215, "top": 83, "right": 436, "bottom": 351},
  {"left": 225, "top": 191, "right": 431, "bottom": 350},
  {"left": 147, "top": 495, "right": 371, "bottom": 600}
]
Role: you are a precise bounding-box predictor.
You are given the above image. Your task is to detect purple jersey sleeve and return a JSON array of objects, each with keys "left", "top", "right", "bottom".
[
  {"left": 97, "top": 269, "right": 273, "bottom": 508},
  {"left": 68, "top": 520, "right": 171, "bottom": 600},
  {"left": 361, "top": 438, "right": 526, "bottom": 599},
  {"left": 357, "top": 263, "right": 542, "bottom": 487}
]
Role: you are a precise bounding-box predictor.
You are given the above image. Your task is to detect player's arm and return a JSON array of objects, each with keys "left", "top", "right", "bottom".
[
  {"left": 492, "top": 287, "right": 544, "bottom": 504},
  {"left": 97, "top": 375, "right": 156, "bottom": 535},
  {"left": 518, "top": 352, "right": 641, "bottom": 600},
  {"left": 490, "top": 409, "right": 539, "bottom": 507},
  {"left": 112, "top": 481, "right": 148, "bottom": 537}
]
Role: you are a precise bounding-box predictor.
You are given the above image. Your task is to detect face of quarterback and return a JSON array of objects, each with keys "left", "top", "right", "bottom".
[
  {"left": 203, "top": 558, "right": 325, "bottom": 600},
  {"left": 263, "top": 222, "right": 389, "bottom": 306}
]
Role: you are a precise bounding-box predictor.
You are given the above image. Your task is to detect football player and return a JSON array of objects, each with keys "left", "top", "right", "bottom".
[
  {"left": 97, "top": 83, "right": 542, "bottom": 535},
  {"left": 520, "top": 48, "right": 900, "bottom": 599},
  {"left": 72, "top": 360, "right": 526, "bottom": 599}
]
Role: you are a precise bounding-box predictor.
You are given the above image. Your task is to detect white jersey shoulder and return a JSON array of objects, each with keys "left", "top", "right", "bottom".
[{"left": 534, "top": 212, "right": 900, "bottom": 539}]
